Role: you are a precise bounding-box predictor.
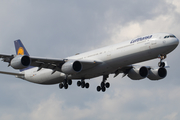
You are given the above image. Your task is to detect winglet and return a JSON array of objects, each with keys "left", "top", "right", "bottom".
[{"left": 14, "top": 39, "right": 29, "bottom": 56}]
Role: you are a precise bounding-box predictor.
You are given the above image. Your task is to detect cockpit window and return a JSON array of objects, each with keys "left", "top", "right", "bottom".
[
  {"left": 164, "top": 36, "right": 169, "bottom": 38},
  {"left": 170, "top": 35, "right": 176, "bottom": 38},
  {"left": 164, "top": 35, "right": 176, "bottom": 39}
]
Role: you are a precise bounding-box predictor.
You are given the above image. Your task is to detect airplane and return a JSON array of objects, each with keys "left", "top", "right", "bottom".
[{"left": 0, "top": 33, "right": 179, "bottom": 92}]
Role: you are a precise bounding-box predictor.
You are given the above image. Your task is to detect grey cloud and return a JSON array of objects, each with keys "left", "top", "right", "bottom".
[
  {"left": 0, "top": 0, "right": 171, "bottom": 57},
  {"left": 0, "top": 0, "right": 180, "bottom": 120}
]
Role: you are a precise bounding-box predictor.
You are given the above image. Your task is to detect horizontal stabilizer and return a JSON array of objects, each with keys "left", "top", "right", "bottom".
[{"left": 0, "top": 71, "right": 24, "bottom": 77}]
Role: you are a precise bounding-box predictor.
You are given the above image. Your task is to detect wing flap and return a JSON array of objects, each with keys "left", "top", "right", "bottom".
[
  {"left": 113, "top": 65, "right": 132, "bottom": 78},
  {"left": 0, "top": 54, "right": 14, "bottom": 63}
]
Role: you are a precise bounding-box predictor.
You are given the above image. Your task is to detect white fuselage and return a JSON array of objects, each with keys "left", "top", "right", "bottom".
[{"left": 22, "top": 33, "right": 179, "bottom": 84}]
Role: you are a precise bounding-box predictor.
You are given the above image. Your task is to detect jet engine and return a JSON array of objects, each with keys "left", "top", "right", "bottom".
[
  {"left": 147, "top": 67, "right": 167, "bottom": 80},
  {"left": 127, "top": 66, "right": 148, "bottom": 80},
  {"left": 61, "top": 60, "right": 82, "bottom": 74},
  {"left": 10, "top": 55, "right": 31, "bottom": 69}
]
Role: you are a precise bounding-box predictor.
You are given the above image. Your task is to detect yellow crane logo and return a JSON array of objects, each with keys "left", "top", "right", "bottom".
[{"left": 18, "top": 47, "right": 24, "bottom": 55}]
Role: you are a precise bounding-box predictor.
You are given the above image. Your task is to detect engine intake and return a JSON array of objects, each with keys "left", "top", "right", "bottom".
[
  {"left": 10, "top": 55, "right": 31, "bottom": 69},
  {"left": 147, "top": 68, "right": 167, "bottom": 80},
  {"left": 128, "top": 66, "right": 148, "bottom": 80},
  {"left": 61, "top": 60, "right": 82, "bottom": 74}
]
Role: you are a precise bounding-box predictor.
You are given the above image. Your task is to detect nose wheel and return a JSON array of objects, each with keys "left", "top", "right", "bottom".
[
  {"left": 158, "top": 62, "right": 165, "bottom": 68},
  {"left": 158, "top": 54, "right": 166, "bottom": 68}
]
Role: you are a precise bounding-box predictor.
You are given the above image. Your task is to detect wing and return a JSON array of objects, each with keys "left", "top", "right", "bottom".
[
  {"left": 0, "top": 54, "right": 102, "bottom": 72},
  {"left": 113, "top": 65, "right": 154, "bottom": 78},
  {"left": 30, "top": 56, "right": 65, "bottom": 71},
  {"left": 113, "top": 63, "right": 169, "bottom": 79},
  {"left": 113, "top": 65, "right": 153, "bottom": 78},
  {"left": 0, "top": 54, "right": 14, "bottom": 63},
  {"left": 113, "top": 65, "right": 133, "bottom": 78},
  {"left": 0, "top": 54, "right": 65, "bottom": 71},
  {"left": 0, "top": 40, "right": 102, "bottom": 73},
  {"left": 30, "top": 57, "right": 102, "bottom": 71}
]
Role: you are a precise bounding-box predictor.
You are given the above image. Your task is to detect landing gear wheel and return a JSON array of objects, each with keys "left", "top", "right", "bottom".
[
  {"left": 158, "top": 62, "right": 165, "bottom": 68},
  {"left": 81, "top": 81, "right": 85, "bottom": 88},
  {"left": 105, "top": 82, "right": 110, "bottom": 88},
  {"left": 97, "top": 86, "right": 101, "bottom": 92},
  {"left": 77, "top": 81, "right": 81, "bottom": 87},
  {"left": 67, "top": 79, "right": 72, "bottom": 85},
  {"left": 64, "top": 84, "right": 68, "bottom": 89},
  {"left": 97, "top": 75, "right": 111, "bottom": 92},
  {"left": 81, "top": 85, "right": 85, "bottom": 88},
  {"left": 101, "top": 82, "right": 105, "bottom": 88},
  {"left": 63, "top": 80, "right": 67, "bottom": 86},
  {"left": 158, "top": 62, "right": 161, "bottom": 67},
  {"left": 59, "top": 83, "right": 64, "bottom": 89},
  {"left": 85, "top": 83, "right": 89, "bottom": 89},
  {"left": 102, "top": 87, "right": 106, "bottom": 92}
]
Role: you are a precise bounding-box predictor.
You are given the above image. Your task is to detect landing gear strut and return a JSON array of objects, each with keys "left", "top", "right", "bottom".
[
  {"left": 158, "top": 54, "right": 166, "bottom": 68},
  {"left": 77, "top": 79, "right": 90, "bottom": 89},
  {"left": 97, "top": 75, "right": 110, "bottom": 92},
  {"left": 59, "top": 79, "right": 72, "bottom": 89}
]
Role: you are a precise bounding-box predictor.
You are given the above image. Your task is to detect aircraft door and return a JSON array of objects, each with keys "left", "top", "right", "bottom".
[
  {"left": 107, "top": 46, "right": 113, "bottom": 58},
  {"left": 150, "top": 39, "right": 157, "bottom": 49},
  {"left": 151, "top": 40, "right": 156, "bottom": 45},
  {"left": 145, "top": 41, "right": 151, "bottom": 49}
]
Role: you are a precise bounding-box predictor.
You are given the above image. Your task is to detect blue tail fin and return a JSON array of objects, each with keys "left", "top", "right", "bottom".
[
  {"left": 14, "top": 40, "right": 33, "bottom": 72},
  {"left": 14, "top": 39, "right": 29, "bottom": 56}
]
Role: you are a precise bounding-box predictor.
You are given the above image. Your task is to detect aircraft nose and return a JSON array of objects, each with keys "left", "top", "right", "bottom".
[
  {"left": 175, "top": 38, "right": 179, "bottom": 46},
  {"left": 167, "top": 37, "right": 179, "bottom": 48},
  {"left": 177, "top": 38, "right": 179, "bottom": 45},
  {"left": 171, "top": 37, "right": 179, "bottom": 46}
]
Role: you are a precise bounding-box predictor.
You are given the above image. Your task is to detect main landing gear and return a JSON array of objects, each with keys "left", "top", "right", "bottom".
[
  {"left": 97, "top": 75, "right": 110, "bottom": 92},
  {"left": 77, "top": 79, "right": 90, "bottom": 89},
  {"left": 58, "top": 75, "right": 111, "bottom": 92},
  {"left": 158, "top": 54, "right": 166, "bottom": 68},
  {"left": 59, "top": 79, "right": 72, "bottom": 89}
]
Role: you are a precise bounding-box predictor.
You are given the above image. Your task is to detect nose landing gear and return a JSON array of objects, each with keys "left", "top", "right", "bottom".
[{"left": 158, "top": 54, "right": 166, "bottom": 68}]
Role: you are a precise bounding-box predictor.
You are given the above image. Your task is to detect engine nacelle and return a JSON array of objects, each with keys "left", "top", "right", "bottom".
[
  {"left": 61, "top": 60, "right": 82, "bottom": 74},
  {"left": 10, "top": 55, "right": 31, "bottom": 69},
  {"left": 147, "top": 68, "right": 167, "bottom": 80},
  {"left": 128, "top": 66, "right": 148, "bottom": 80}
]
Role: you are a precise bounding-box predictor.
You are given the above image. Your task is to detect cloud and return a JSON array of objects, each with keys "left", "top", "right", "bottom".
[
  {"left": 29, "top": 94, "right": 94, "bottom": 120},
  {"left": 0, "top": 0, "right": 180, "bottom": 120},
  {"left": 106, "top": 7, "right": 180, "bottom": 45},
  {"left": 167, "top": 0, "right": 180, "bottom": 13},
  {"left": 27, "top": 84, "right": 180, "bottom": 120}
]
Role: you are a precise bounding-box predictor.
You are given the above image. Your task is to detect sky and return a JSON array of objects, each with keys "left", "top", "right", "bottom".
[{"left": 0, "top": 0, "right": 180, "bottom": 120}]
